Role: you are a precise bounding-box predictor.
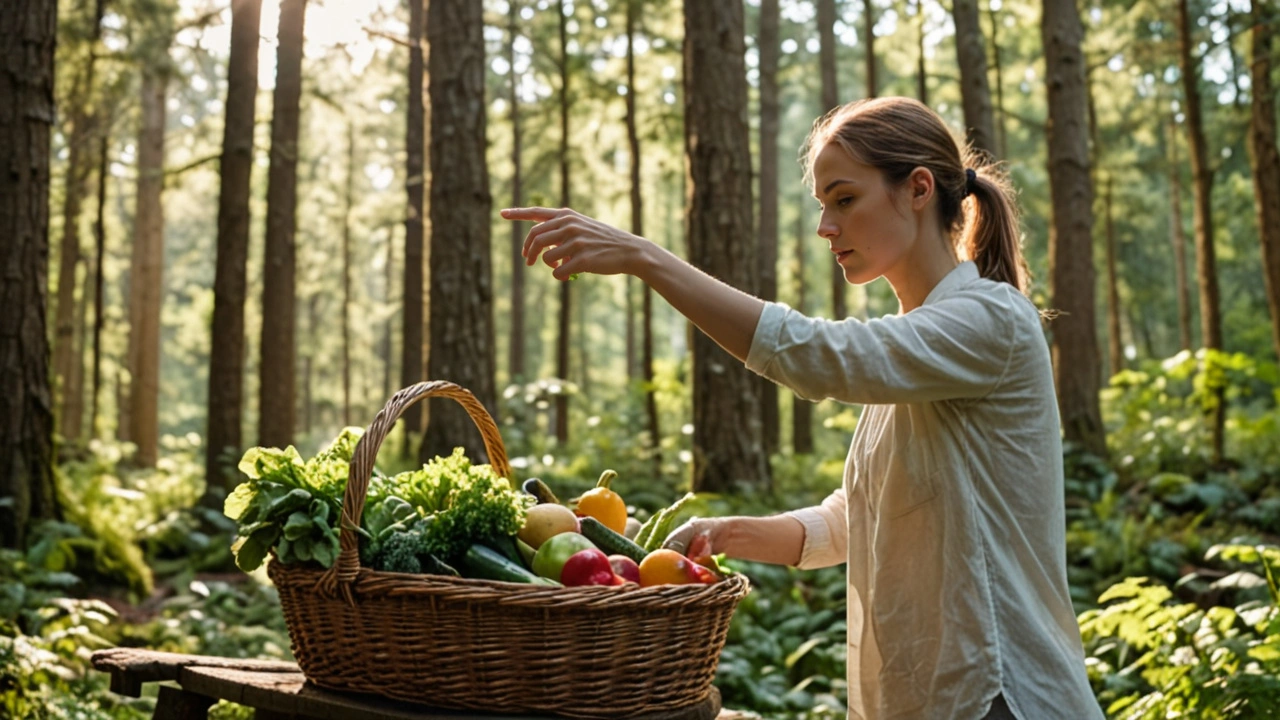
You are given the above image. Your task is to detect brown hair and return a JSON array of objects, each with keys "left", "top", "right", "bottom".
[{"left": 801, "top": 97, "right": 1030, "bottom": 294}]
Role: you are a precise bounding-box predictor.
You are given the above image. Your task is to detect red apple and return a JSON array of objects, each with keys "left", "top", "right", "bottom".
[
  {"left": 608, "top": 555, "right": 641, "bottom": 584},
  {"left": 560, "top": 548, "right": 622, "bottom": 587}
]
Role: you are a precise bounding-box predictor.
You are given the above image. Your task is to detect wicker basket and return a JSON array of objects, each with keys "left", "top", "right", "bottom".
[{"left": 268, "top": 380, "right": 750, "bottom": 719}]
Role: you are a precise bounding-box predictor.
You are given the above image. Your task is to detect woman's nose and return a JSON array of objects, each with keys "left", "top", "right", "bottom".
[{"left": 816, "top": 215, "right": 839, "bottom": 240}]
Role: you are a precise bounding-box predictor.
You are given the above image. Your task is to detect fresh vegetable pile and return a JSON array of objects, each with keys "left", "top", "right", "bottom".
[{"left": 225, "top": 430, "right": 726, "bottom": 588}]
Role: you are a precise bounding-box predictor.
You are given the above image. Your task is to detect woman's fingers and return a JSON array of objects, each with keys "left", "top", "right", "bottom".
[
  {"left": 501, "top": 206, "right": 561, "bottom": 222},
  {"left": 522, "top": 215, "right": 578, "bottom": 264}
]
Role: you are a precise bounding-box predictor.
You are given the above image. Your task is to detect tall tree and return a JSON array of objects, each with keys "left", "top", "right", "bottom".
[
  {"left": 507, "top": 0, "right": 526, "bottom": 383},
  {"left": 914, "top": 0, "right": 927, "bottom": 104},
  {"left": 793, "top": 192, "right": 814, "bottom": 454},
  {"left": 988, "top": 2, "right": 1007, "bottom": 159},
  {"left": 0, "top": 0, "right": 59, "bottom": 548},
  {"left": 625, "top": 0, "right": 661, "bottom": 468},
  {"left": 52, "top": 0, "right": 106, "bottom": 445},
  {"left": 1177, "top": 0, "right": 1225, "bottom": 462},
  {"left": 624, "top": 0, "right": 639, "bottom": 384},
  {"left": 1168, "top": 116, "right": 1192, "bottom": 351},
  {"left": 258, "top": 0, "right": 307, "bottom": 448},
  {"left": 757, "top": 0, "right": 781, "bottom": 456},
  {"left": 419, "top": 0, "right": 496, "bottom": 462},
  {"left": 401, "top": 0, "right": 426, "bottom": 453},
  {"left": 817, "top": 0, "right": 845, "bottom": 320},
  {"left": 342, "top": 121, "right": 355, "bottom": 427},
  {"left": 1042, "top": 0, "right": 1106, "bottom": 457},
  {"left": 864, "top": 0, "right": 877, "bottom": 97},
  {"left": 88, "top": 112, "right": 109, "bottom": 441},
  {"left": 684, "top": 0, "right": 770, "bottom": 492},
  {"left": 554, "top": 0, "right": 572, "bottom": 444},
  {"left": 206, "top": 0, "right": 264, "bottom": 501},
  {"left": 1248, "top": 0, "right": 1280, "bottom": 361},
  {"left": 953, "top": 0, "right": 996, "bottom": 156},
  {"left": 127, "top": 63, "right": 167, "bottom": 466},
  {"left": 1103, "top": 175, "right": 1123, "bottom": 377}
]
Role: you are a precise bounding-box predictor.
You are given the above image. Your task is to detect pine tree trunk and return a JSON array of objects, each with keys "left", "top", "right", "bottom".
[
  {"left": 554, "top": 0, "right": 572, "bottom": 444},
  {"left": 1177, "top": 0, "right": 1225, "bottom": 462},
  {"left": 419, "top": 0, "right": 496, "bottom": 463},
  {"left": 258, "top": 0, "right": 306, "bottom": 448},
  {"left": 89, "top": 116, "right": 109, "bottom": 441},
  {"left": 206, "top": 0, "right": 263, "bottom": 501},
  {"left": 401, "top": 0, "right": 426, "bottom": 453},
  {"left": 793, "top": 190, "right": 813, "bottom": 454},
  {"left": 684, "top": 0, "right": 770, "bottom": 492},
  {"left": 989, "top": 4, "right": 1007, "bottom": 159},
  {"left": 0, "top": 0, "right": 59, "bottom": 549},
  {"left": 626, "top": 0, "right": 658, "bottom": 457},
  {"left": 817, "top": 0, "right": 845, "bottom": 321},
  {"left": 953, "top": 0, "right": 996, "bottom": 157},
  {"left": 508, "top": 0, "right": 526, "bottom": 383},
  {"left": 384, "top": 227, "right": 395, "bottom": 401},
  {"left": 864, "top": 0, "right": 877, "bottom": 97},
  {"left": 916, "top": 0, "right": 927, "bottom": 104},
  {"left": 758, "top": 0, "right": 780, "bottom": 457},
  {"left": 1248, "top": 0, "right": 1280, "bottom": 363},
  {"left": 1169, "top": 116, "right": 1192, "bottom": 351},
  {"left": 1104, "top": 175, "right": 1124, "bottom": 378},
  {"left": 342, "top": 121, "right": 354, "bottom": 427},
  {"left": 625, "top": 0, "right": 641, "bottom": 386},
  {"left": 1042, "top": 0, "right": 1107, "bottom": 458},
  {"left": 303, "top": 294, "right": 317, "bottom": 437}
]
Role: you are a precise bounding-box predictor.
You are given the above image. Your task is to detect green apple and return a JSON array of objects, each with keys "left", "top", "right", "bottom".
[{"left": 532, "top": 532, "right": 597, "bottom": 581}]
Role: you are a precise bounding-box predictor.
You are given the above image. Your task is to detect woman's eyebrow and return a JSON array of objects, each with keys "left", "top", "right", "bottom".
[{"left": 820, "top": 179, "right": 855, "bottom": 195}]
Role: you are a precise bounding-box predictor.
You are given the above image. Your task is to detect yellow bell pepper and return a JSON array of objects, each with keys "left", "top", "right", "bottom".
[{"left": 576, "top": 469, "right": 628, "bottom": 535}]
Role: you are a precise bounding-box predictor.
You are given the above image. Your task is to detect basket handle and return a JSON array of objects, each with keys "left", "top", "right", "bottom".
[{"left": 318, "top": 380, "right": 511, "bottom": 600}]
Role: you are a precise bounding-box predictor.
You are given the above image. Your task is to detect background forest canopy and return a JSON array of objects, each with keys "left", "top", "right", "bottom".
[{"left": 34, "top": 0, "right": 1280, "bottom": 494}]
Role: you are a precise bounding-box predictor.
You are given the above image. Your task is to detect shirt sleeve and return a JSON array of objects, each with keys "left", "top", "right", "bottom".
[
  {"left": 786, "top": 488, "right": 848, "bottom": 570},
  {"left": 745, "top": 287, "right": 1019, "bottom": 405}
]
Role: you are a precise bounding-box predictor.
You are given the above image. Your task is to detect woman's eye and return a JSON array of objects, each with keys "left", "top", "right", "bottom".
[{"left": 837, "top": 196, "right": 853, "bottom": 207}]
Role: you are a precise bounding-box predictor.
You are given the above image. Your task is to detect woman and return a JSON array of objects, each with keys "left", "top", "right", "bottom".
[{"left": 503, "top": 97, "right": 1101, "bottom": 720}]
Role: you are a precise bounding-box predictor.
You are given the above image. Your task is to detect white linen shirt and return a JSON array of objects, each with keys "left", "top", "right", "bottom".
[{"left": 745, "top": 262, "right": 1102, "bottom": 720}]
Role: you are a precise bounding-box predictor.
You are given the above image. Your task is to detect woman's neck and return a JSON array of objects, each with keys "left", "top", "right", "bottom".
[{"left": 884, "top": 230, "right": 959, "bottom": 313}]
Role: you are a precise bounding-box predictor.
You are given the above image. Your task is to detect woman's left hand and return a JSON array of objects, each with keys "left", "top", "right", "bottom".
[{"left": 502, "top": 207, "right": 651, "bottom": 281}]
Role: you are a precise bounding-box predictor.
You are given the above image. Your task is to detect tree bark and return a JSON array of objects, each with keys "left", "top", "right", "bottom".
[
  {"left": 419, "top": 0, "right": 496, "bottom": 463},
  {"left": 953, "top": 0, "right": 996, "bottom": 157},
  {"left": 1169, "top": 116, "right": 1192, "bottom": 351},
  {"left": 864, "top": 0, "right": 877, "bottom": 98},
  {"left": 342, "top": 121, "right": 354, "bottom": 427},
  {"left": 793, "top": 189, "right": 813, "bottom": 454},
  {"left": 89, "top": 115, "right": 108, "bottom": 442},
  {"left": 625, "top": 0, "right": 660, "bottom": 467},
  {"left": 1042, "top": 0, "right": 1107, "bottom": 457},
  {"left": 507, "top": 0, "right": 526, "bottom": 383},
  {"left": 915, "top": 0, "right": 927, "bottom": 104},
  {"left": 758, "top": 0, "right": 780, "bottom": 457},
  {"left": 1177, "top": 0, "right": 1225, "bottom": 462},
  {"left": 817, "top": 0, "right": 845, "bottom": 321},
  {"left": 206, "top": 0, "right": 263, "bottom": 501},
  {"left": 684, "top": 0, "right": 770, "bottom": 492},
  {"left": 989, "top": 4, "right": 1007, "bottom": 159},
  {"left": 383, "top": 227, "right": 395, "bottom": 401},
  {"left": 554, "top": 0, "right": 572, "bottom": 444},
  {"left": 1103, "top": 175, "right": 1123, "bottom": 378},
  {"left": 0, "top": 0, "right": 59, "bottom": 548},
  {"left": 127, "top": 60, "right": 168, "bottom": 466},
  {"left": 401, "top": 0, "right": 426, "bottom": 453},
  {"left": 1248, "top": 0, "right": 1280, "bottom": 362},
  {"left": 258, "top": 0, "right": 306, "bottom": 449}
]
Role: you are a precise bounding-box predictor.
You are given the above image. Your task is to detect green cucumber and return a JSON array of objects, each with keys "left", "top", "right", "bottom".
[
  {"left": 521, "top": 478, "right": 561, "bottom": 505},
  {"left": 460, "top": 544, "right": 559, "bottom": 585},
  {"left": 579, "top": 516, "right": 648, "bottom": 564}
]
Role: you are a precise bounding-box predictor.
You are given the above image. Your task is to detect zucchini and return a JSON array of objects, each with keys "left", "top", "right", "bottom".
[
  {"left": 522, "top": 477, "right": 561, "bottom": 505},
  {"left": 460, "top": 544, "right": 559, "bottom": 585},
  {"left": 579, "top": 516, "right": 648, "bottom": 564}
]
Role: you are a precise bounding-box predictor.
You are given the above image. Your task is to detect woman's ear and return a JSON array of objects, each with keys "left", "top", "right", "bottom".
[{"left": 908, "top": 167, "right": 935, "bottom": 211}]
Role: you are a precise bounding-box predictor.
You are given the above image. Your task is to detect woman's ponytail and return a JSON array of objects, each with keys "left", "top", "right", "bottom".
[{"left": 960, "top": 159, "right": 1030, "bottom": 294}]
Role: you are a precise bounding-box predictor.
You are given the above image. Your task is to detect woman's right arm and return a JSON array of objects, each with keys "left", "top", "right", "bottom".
[{"left": 665, "top": 488, "right": 848, "bottom": 569}]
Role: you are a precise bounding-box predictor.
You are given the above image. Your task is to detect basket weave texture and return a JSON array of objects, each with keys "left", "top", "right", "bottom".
[{"left": 269, "top": 380, "right": 750, "bottom": 718}]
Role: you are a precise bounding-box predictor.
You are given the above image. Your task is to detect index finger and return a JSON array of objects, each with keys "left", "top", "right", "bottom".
[{"left": 501, "top": 207, "right": 559, "bottom": 223}]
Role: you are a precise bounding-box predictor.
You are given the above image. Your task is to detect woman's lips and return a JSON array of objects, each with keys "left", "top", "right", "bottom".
[{"left": 835, "top": 249, "right": 853, "bottom": 262}]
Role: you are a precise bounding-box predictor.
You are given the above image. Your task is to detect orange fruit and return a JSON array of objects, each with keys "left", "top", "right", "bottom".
[{"left": 638, "top": 549, "right": 699, "bottom": 587}]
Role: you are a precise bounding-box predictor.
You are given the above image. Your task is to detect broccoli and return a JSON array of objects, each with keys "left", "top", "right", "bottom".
[{"left": 377, "top": 529, "right": 427, "bottom": 574}]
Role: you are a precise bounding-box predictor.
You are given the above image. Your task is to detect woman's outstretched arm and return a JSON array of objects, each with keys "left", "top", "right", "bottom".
[{"left": 503, "top": 206, "right": 766, "bottom": 362}]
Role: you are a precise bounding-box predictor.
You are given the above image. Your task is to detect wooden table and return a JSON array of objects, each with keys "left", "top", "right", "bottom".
[{"left": 90, "top": 649, "right": 748, "bottom": 720}]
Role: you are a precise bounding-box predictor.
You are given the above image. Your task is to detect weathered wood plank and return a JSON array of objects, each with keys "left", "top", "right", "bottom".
[
  {"left": 153, "top": 685, "right": 216, "bottom": 720},
  {"left": 179, "top": 666, "right": 721, "bottom": 720},
  {"left": 91, "top": 647, "right": 298, "bottom": 685}
]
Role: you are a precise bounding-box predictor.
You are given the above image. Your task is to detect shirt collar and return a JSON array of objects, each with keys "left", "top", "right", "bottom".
[{"left": 922, "top": 261, "right": 979, "bottom": 307}]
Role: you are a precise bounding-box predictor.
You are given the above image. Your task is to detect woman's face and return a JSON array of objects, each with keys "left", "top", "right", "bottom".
[{"left": 812, "top": 142, "right": 921, "bottom": 286}]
